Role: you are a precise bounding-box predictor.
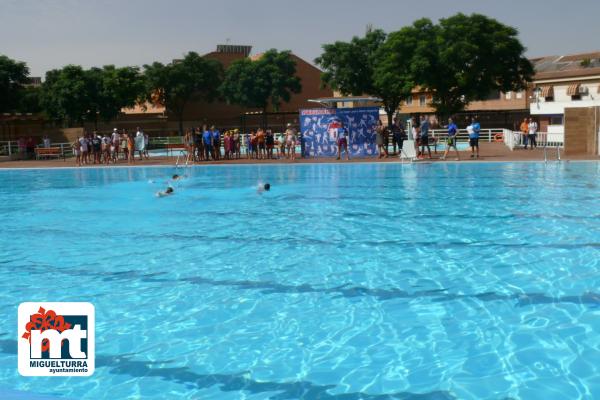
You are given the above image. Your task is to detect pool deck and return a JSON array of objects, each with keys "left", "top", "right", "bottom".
[{"left": 1, "top": 143, "right": 598, "bottom": 168}]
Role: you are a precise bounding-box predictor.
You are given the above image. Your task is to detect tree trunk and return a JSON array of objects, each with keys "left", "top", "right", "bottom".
[
  {"left": 262, "top": 107, "right": 268, "bottom": 129},
  {"left": 386, "top": 110, "right": 394, "bottom": 130}
]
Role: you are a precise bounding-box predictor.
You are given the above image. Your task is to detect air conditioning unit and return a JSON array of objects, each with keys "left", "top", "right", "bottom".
[{"left": 579, "top": 86, "right": 589, "bottom": 95}]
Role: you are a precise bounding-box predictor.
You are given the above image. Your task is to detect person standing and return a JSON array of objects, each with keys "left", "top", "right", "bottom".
[
  {"left": 419, "top": 116, "right": 432, "bottom": 159},
  {"left": 336, "top": 122, "right": 350, "bottom": 161},
  {"left": 265, "top": 128, "right": 275, "bottom": 159},
  {"left": 195, "top": 127, "right": 204, "bottom": 161},
  {"left": 468, "top": 117, "right": 481, "bottom": 159},
  {"left": 111, "top": 128, "right": 120, "bottom": 160},
  {"left": 202, "top": 125, "right": 212, "bottom": 161},
  {"left": 528, "top": 118, "right": 538, "bottom": 149},
  {"left": 520, "top": 118, "right": 529, "bottom": 149},
  {"left": 442, "top": 117, "right": 460, "bottom": 161},
  {"left": 72, "top": 138, "right": 81, "bottom": 166},
  {"left": 375, "top": 120, "right": 388, "bottom": 158},
  {"left": 143, "top": 129, "right": 150, "bottom": 159},
  {"left": 284, "top": 123, "right": 297, "bottom": 160},
  {"left": 92, "top": 132, "right": 101, "bottom": 164},
  {"left": 211, "top": 125, "right": 220, "bottom": 160},
  {"left": 256, "top": 128, "right": 266, "bottom": 159},
  {"left": 391, "top": 118, "right": 405, "bottom": 155},
  {"left": 135, "top": 128, "right": 145, "bottom": 161},
  {"left": 127, "top": 132, "right": 135, "bottom": 164},
  {"left": 78, "top": 134, "right": 88, "bottom": 165}
]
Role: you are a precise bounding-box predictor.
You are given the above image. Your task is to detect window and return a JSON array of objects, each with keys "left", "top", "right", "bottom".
[
  {"left": 545, "top": 96, "right": 554, "bottom": 102},
  {"left": 485, "top": 90, "right": 501, "bottom": 100},
  {"left": 571, "top": 94, "right": 582, "bottom": 101},
  {"left": 405, "top": 96, "right": 413, "bottom": 106},
  {"left": 516, "top": 91, "right": 523, "bottom": 99},
  {"left": 419, "top": 95, "right": 426, "bottom": 106},
  {"left": 505, "top": 91, "right": 512, "bottom": 100},
  {"left": 550, "top": 115, "right": 563, "bottom": 125}
]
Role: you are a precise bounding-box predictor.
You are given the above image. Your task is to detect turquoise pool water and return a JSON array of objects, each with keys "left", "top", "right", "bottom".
[{"left": 0, "top": 162, "right": 599, "bottom": 400}]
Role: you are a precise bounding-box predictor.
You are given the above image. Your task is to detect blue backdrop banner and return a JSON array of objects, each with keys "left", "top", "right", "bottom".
[{"left": 300, "top": 107, "right": 379, "bottom": 157}]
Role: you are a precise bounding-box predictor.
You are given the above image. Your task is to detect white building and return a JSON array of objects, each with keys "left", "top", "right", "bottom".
[{"left": 530, "top": 52, "right": 600, "bottom": 135}]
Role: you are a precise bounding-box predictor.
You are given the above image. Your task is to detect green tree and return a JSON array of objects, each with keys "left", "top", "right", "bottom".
[
  {"left": 143, "top": 52, "right": 223, "bottom": 134},
  {"left": 41, "top": 64, "right": 145, "bottom": 127},
  {"left": 316, "top": 29, "right": 408, "bottom": 128},
  {"left": 409, "top": 13, "right": 534, "bottom": 118},
  {"left": 41, "top": 65, "right": 90, "bottom": 126},
  {"left": 18, "top": 86, "right": 43, "bottom": 114},
  {"left": 0, "top": 55, "right": 30, "bottom": 112},
  {"left": 220, "top": 49, "right": 301, "bottom": 126},
  {"left": 87, "top": 65, "right": 145, "bottom": 128}
]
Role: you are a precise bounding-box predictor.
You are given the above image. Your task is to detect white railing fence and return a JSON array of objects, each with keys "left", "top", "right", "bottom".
[
  {"left": 504, "top": 131, "right": 564, "bottom": 151},
  {"left": 1, "top": 129, "right": 567, "bottom": 159}
]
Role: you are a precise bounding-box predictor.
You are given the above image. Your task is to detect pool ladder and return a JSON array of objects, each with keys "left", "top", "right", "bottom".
[
  {"left": 543, "top": 144, "right": 561, "bottom": 163},
  {"left": 175, "top": 150, "right": 190, "bottom": 169}
]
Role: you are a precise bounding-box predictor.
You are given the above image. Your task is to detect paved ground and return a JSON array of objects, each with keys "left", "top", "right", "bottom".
[{"left": 1, "top": 143, "right": 598, "bottom": 168}]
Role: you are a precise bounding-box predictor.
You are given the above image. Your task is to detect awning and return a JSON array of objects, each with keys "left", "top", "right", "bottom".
[
  {"left": 566, "top": 83, "right": 580, "bottom": 96},
  {"left": 539, "top": 86, "right": 554, "bottom": 98},
  {"left": 307, "top": 96, "right": 382, "bottom": 107}
]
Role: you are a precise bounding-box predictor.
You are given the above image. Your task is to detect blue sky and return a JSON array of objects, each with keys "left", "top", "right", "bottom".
[{"left": 1, "top": 0, "right": 598, "bottom": 77}]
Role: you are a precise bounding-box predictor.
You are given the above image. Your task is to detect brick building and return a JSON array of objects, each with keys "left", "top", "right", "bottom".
[{"left": 112, "top": 44, "right": 333, "bottom": 134}]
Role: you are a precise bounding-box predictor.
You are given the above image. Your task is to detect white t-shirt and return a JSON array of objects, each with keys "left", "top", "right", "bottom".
[
  {"left": 466, "top": 125, "right": 474, "bottom": 135},
  {"left": 79, "top": 137, "right": 88, "bottom": 152},
  {"left": 528, "top": 122, "right": 538, "bottom": 135}
]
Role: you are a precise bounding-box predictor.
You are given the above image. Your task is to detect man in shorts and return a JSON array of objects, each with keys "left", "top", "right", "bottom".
[
  {"left": 468, "top": 117, "right": 481, "bottom": 159},
  {"left": 442, "top": 118, "right": 459, "bottom": 161}
]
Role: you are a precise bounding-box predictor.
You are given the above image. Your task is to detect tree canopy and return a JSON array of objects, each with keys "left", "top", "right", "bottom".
[
  {"left": 87, "top": 65, "right": 145, "bottom": 126},
  {"left": 316, "top": 28, "right": 413, "bottom": 127},
  {"left": 315, "top": 29, "right": 385, "bottom": 97},
  {"left": 411, "top": 13, "right": 534, "bottom": 117},
  {"left": 316, "top": 14, "right": 534, "bottom": 121},
  {"left": 143, "top": 52, "right": 223, "bottom": 134},
  {"left": 0, "top": 55, "right": 30, "bottom": 113},
  {"left": 41, "top": 65, "right": 90, "bottom": 125},
  {"left": 41, "top": 65, "right": 145, "bottom": 126},
  {"left": 220, "top": 49, "right": 301, "bottom": 116}
]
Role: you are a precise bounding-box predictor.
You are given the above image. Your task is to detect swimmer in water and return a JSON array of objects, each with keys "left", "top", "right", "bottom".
[
  {"left": 156, "top": 187, "right": 174, "bottom": 197},
  {"left": 257, "top": 183, "right": 271, "bottom": 194},
  {"left": 172, "top": 174, "right": 184, "bottom": 181}
]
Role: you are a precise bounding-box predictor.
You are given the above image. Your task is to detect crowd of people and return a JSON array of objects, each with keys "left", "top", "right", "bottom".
[
  {"left": 374, "top": 115, "right": 482, "bottom": 161},
  {"left": 182, "top": 123, "right": 299, "bottom": 163},
  {"left": 21, "top": 114, "right": 542, "bottom": 166},
  {"left": 71, "top": 127, "right": 149, "bottom": 166}
]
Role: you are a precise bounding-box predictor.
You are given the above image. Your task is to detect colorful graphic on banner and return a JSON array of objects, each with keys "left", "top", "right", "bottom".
[{"left": 300, "top": 107, "right": 379, "bottom": 157}]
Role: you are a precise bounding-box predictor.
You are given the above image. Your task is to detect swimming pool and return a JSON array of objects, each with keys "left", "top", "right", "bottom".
[{"left": 0, "top": 162, "right": 599, "bottom": 400}]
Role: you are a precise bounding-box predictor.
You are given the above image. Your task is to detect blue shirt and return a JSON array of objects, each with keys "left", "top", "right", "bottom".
[
  {"left": 420, "top": 121, "right": 429, "bottom": 137},
  {"left": 202, "top": 131, "right": 212, "bottom": 145},
  {"left": 448, "top": 123, "right": 458, "bottom": 137},
  {"left": 470, "top": 122, "right": 480, "bottom": 139},
  {"left": 212, "top": 130, "right": 220, "bottom": 140}
]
